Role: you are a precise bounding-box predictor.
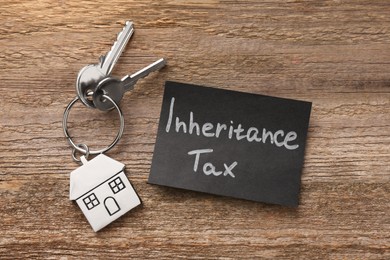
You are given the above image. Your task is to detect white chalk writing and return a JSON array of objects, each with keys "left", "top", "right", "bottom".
[
  {"left": 166, "top": 97, "right": 299, "bottom": 150},
  {"left": 188, "top": 149, "right": 237, "bottom": 178}
]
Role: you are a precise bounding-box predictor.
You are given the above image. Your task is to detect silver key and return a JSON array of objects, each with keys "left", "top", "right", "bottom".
[
  {"left": 76, "top": 21, "right": 134, "bottom": 108},
  {"left": 93, "top": 58, "right": 166, "bottom": 111}
]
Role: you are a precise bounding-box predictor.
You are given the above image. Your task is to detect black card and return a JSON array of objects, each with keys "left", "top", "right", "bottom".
[{"left": 148, "top": 81, "right": 312, "bottom": 207}]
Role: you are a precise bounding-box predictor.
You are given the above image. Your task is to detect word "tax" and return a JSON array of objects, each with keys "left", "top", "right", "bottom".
[{"left": 187, "top": 149, "right": 237, "bottom": 178}]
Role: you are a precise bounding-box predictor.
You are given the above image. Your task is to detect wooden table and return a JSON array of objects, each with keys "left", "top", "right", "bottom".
[{"left": 1, "top": 1, "right": 389, "bottom": 259}]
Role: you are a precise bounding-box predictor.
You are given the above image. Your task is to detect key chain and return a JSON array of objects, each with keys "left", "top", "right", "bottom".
[
  {"left": 63, "top": 21, "right": 166, "bottom": 232},
  {"left": 63, "top": 95, "right": 141, "bottom": 232}
]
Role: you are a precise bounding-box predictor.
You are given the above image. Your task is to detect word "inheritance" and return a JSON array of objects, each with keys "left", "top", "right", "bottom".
[{"left": 165, "top": 97, "right": 299, "bottom": 150}]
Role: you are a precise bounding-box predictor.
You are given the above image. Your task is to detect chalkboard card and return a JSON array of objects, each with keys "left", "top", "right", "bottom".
[{"left": 148, "top": 81, "right": 312, "bottom": 207}]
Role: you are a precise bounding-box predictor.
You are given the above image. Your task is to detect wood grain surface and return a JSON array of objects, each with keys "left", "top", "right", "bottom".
[{"left": 0, "top": 0, "right": 389, "bottom": 259}]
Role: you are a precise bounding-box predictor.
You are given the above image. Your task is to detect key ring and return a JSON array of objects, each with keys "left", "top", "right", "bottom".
[
  {"left": 63, "top": 94, "right": 124, "bottom": 156},
  {"left": 71, "top": 143, "right": 90, "bottom": 162}
]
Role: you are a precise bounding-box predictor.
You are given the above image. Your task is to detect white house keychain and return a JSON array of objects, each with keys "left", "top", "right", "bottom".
[
  {"left": 62, "top": 21, "right": 166, "bottom": 231},
  {"left": 63, "top": 95, "right": 142, "bottom": 232}
]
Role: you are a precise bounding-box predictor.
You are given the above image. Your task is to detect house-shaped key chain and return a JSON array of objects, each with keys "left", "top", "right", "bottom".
[{"left": 69, "top": 154, "right": 141, "bottom": 231}]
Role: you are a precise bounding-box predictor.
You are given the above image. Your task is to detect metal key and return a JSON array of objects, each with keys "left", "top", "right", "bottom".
[
  {"left": 93, "top": 58, "right": 166, "bottom": 111},
  {"left": 76, "top": 21, "right": 134, "bottom": 108}
]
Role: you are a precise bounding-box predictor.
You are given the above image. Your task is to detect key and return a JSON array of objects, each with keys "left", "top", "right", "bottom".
[
  {"left": 92, "top": 58, "right": 166, "bottom": 111},
  {"left": 76, "top": 21, "right": 134, "bottom": 108}
]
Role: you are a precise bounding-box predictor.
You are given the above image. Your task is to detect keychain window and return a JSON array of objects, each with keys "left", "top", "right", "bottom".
[
  {"left": 83, "top": 193, "right": 100, "bottom": 210},
  {"left": 109, "top": 177, "right": 126, "bottom": 194}
]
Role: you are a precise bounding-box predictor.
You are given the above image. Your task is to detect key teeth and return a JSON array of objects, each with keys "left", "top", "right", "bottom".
[
  {"left": 116, "top": 22, "right": 132, "bottom": 42},
  {"left": 102, "top": 21, "right": 133, "bottom": 66},
  {"left": 99, "top": 55, "right": 105, "bottom": 66},
  {"left": 116, "top": 21, "right": 132, "bottom": 41}
]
